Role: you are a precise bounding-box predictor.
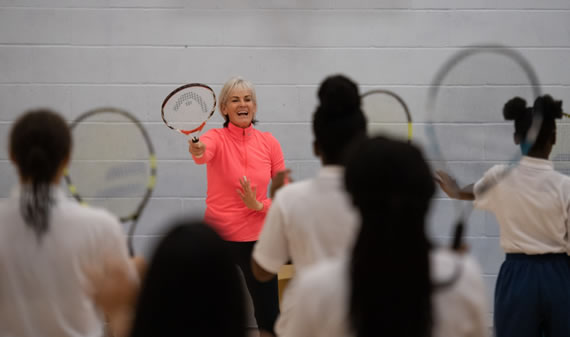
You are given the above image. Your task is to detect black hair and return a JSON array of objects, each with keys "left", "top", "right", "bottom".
[
  {"left": 344, "top": 136, "right": 435, "bottom": 337},
  {"left": 503, "top": 95, "right": 562, "bottom": 152},
  {"left": 9, "top": 109, "right": 71, "bottom": 239},
  {"left": 313, "top": 74, "right": 367, "bottom": 164},
  {"left": 129, "top": 221, "right": 247, "bottom": 337}
]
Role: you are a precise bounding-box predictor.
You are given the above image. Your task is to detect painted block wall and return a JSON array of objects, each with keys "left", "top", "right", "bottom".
[{"left": 1, "top": 1, "right": 569, "bottom": 330}]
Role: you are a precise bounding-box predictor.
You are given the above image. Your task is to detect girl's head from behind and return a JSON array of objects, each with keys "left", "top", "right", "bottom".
[
  {"left": 345, "top": 136, "right": 435, "bottom": 222},
  {"left": 313, "top": 74, "right": 367, "bottom": 165},
  {"left": 10, "top": 109, "right": 71, "bottom": 185},
  {"left": 504, "top": 94, "right": 562, "bottom": 155},
  {"left": 9, "top": 109, "right": 71, "bottom": 238},
  {"left": 130, "top": 221, "right": 246, "bottom": 337},
  {"left": 344, "top": 136, "right": 435, "bottom": 337}
]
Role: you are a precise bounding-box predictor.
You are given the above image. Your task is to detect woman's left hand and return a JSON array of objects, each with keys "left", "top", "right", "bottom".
[{"left": 237, "top": 176, "right": 263, "bottom": 211}]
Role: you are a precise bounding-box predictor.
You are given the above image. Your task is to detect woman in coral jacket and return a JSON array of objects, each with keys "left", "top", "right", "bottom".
[{"left": 189, "top": 76, "right": 287, "bottom": 337}]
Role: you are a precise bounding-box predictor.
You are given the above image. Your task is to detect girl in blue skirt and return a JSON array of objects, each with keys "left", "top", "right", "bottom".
[{"left": 437, "top": 95, "right": 569, "bottom": 337}]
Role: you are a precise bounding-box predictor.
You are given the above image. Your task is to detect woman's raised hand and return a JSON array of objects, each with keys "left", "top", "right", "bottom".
[{"left": 237, "top": 176, "right": 263, "bottom": 211}]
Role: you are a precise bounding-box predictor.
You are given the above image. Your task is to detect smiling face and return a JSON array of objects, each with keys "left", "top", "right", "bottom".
[{"left": 221, "top": 88, "right": 257, "bottom": 129}]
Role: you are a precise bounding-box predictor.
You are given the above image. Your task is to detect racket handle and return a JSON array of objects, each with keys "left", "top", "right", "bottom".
[
  {"left": 127, "top": 237, "right": 135, "bottom": 257},
  {"left": 191, "top": 136, "right": 199, "bottom": 143},
  {"left": 451, "top": 221, "right": 464, "bottom": 251}
]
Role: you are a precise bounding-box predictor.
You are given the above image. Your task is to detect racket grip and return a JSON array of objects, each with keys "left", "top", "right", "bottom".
[
  {"left": 191, "top": 136, "right": 199, "bottom": 143},
  {"left": 451, "top": 221, "right": 464, "bottom": 251}
]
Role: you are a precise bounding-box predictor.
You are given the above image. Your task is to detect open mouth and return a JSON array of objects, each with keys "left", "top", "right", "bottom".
[{"left": 237, "top": 111, "right": 249, "bottom": 116}]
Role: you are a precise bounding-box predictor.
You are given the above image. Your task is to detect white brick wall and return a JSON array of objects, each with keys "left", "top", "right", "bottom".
[{"left": 1, "top": 1, "right": 569, "bottom": 328}]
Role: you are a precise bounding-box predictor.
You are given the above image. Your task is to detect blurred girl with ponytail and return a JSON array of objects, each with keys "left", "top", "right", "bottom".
[
  {"left": 0, "top": 110, "right": 137, "bottom": 337},
  {"left": 278, "top": 136, "right": 487, "bottom": 337},
  {"left": 437, "top": 95, "right": 570, "bottom": 337}
]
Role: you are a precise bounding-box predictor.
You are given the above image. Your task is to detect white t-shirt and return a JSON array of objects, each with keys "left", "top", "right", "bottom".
[
  {"left": 0, "top": 186, "right": 136, "bottom": 337},
  {"left": 253, "top": 166, "right": 359, "bottom": 273},
  {"left": 474, "top": 156, "right": 570, "bottom": 254},
  {"left": 277, "top": 249, "right": 488, "bottom": 337}
]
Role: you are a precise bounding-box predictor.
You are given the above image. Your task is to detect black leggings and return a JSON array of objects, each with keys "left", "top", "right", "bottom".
[{"left": 224, "top": 241, "right": 279, "bottom": 334}]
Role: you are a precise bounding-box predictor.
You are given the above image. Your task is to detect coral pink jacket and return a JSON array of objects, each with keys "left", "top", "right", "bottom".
[{"left": 192, "top": 123, "right": 286, "bottom": 241}]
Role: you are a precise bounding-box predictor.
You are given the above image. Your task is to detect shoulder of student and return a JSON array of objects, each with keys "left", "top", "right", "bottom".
[
  {"left": 274, "top": 178, "right": 314, "bottom": 200},
  {"left": 62, "top": 201, "right": 124, "bottom": 237}
]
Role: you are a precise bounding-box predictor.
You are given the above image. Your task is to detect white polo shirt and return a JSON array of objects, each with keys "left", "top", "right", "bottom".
[
  {"left": 253, "top": 166, "right": 359, "bottom": 274},
  {"left": 474, "top": 156, "right": 570, "bottom": 254},
  {"left": 0, "top": 186, "right": 135, "bottom": 337},
  {"left": 276, "top": 249, "right": 488, "bottom": 337}
]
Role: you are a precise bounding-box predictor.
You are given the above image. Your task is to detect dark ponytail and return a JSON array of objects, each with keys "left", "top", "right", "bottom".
[
  {"left": 345, "top": 137, "right": 435, "bottom": 337},
  {"left": 313, "top": 74, "right": 367, "bottom": 164},
  {"left": 10, "top": 110, "right": 71, "bottom": 239},
  {"left": 503, "top": 95, "right": 562, "bottom": 150}
]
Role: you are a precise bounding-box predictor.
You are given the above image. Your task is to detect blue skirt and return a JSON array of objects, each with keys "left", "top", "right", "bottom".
[{"left": 494, "top": 253, "right": 570, "bottom": 337}]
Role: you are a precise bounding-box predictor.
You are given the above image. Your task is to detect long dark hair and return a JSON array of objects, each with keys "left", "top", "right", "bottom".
[
  {"left": 503, "top": 94, "right": 562, "bottom": 153},
  {"left": 313, "top": 74, "right": 367, "bottom": 165},
  {"left": 9, "top": 109, "right": 71, "bottom": 239},
  {"left": 129, "top": 221, "right": 247, "bottom": 337},
  {"left": 344, "top": 137, "right": 435, "bottom": 337}
]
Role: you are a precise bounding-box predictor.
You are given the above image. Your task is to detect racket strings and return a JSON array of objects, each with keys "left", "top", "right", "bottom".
[
  {"left": 173, "top": 91, "right": 209, "bottom": 113},
  {"left": 105, "top": 162, "right": 148, "bottom": 180},
  {"left": 66, "top": 109, "right": 154, "bottom": 221},
  {"left": 162, "top": 84, "right": 217, "bottom": 136},
  {"left": 361, "top": 90, "right": 412, "bottom": 142}
]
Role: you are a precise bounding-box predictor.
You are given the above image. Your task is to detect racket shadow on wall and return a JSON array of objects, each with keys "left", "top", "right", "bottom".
[{"left": 64, "top": 107, "right": 157, "bottom": 256}]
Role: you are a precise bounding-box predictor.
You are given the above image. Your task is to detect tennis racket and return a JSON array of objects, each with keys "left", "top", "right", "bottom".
[
  {"left": 361, "top": 89, "right": 413, "bottom": 142},
  {"left": 161, "top": 83, "right": 217, "bottom": 142},
  {"left": 64, "top": 107, "right": 157, "bottom": 256},
  {"left": 426, "top": 45, "right": 542, "bottom": 251}
]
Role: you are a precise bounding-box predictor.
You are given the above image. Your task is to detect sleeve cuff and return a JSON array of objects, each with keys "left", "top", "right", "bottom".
[
  {"left": 252, "top": 249, "right": 284, "bottom": 275},
  {"left": 192, "top": 154, "right": 207, "bottom": 164},
  {"left": 259, "top": 199, "right": 272, "bottom": 213}
]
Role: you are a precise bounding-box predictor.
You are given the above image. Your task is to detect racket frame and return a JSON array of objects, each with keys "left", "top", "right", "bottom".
[
  {"left": 425, "top": 44, "right": 543, "bottom": 252},
  {"left": 361, "top": 89, "right": 413, "bottom": 142},
  {"left": 161, "top": 83, "right": 217, "bottom": 137},
  {"left": 63, "top": 107, "right": 157, "bottom": 256}
]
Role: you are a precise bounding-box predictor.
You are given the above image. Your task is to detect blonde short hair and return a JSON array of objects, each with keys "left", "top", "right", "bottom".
[{"left": 218, "top": 76, "right": 257, "bottom": 116}]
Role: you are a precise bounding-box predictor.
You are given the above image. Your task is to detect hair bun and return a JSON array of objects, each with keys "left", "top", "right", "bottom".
[
  {"left": 317, "top": 75, "right": 360, "bottom": 115},
  {"left": 503, "top": 97, "right": 528, "bottom": 121},
  {"left": 534, "top": 95, "right": 563, "bottom": 120}
]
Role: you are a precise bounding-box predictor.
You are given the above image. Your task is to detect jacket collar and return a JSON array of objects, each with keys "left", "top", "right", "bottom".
[{"left": 226, "top": 122, "right": 255, "bottom": 140}]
